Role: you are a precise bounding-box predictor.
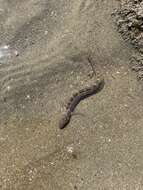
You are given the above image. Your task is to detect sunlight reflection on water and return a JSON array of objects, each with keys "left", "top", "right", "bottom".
[{"left": 0, "top": 45, "right": 18, "bottom": 64}]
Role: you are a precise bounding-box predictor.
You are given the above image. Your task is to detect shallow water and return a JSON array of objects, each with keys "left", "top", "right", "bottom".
[{"left": 0, "top": 0, "right": 143, "bottom": 189}]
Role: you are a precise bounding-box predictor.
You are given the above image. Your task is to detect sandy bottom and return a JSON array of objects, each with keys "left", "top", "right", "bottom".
[{"left": 0, "top": 0, "right": 143, "bottom": 189}]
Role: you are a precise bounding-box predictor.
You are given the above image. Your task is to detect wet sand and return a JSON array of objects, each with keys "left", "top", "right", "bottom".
[{"left": 0, "top": 0, "right": 143, "bottom": 189}]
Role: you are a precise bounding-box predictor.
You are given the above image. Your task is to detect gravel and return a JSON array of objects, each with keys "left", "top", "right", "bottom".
[{"left": 112, "top": 0, "right": 143, "bottom": 80}]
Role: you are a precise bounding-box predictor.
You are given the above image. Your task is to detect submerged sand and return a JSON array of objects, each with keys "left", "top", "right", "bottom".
[{"left": 0, "top": 0, "right": 143, "bottom": 189}]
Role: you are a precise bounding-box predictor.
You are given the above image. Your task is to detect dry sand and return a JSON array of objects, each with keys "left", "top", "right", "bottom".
[{"left": 0, "top": 0, "right": 143, "bottom": 189}]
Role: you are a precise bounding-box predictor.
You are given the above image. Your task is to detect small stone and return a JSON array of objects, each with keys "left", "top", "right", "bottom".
[
  {"left": 66, "top": 145, "right": 74, "bottom": 153},
  {"left": 44, "top": 30, "right": 48, "bottom": 35},
  {"left": 7, "top": 86, "right": 11, "bottom": 91},
  {"left": 26, "top": 94, "right": 30, "bottom": 100}
]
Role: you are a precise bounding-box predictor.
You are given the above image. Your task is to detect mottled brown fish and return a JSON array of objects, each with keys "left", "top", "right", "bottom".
[{"left": 59, "top": 78, "right": 104, "bottom": 129}]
